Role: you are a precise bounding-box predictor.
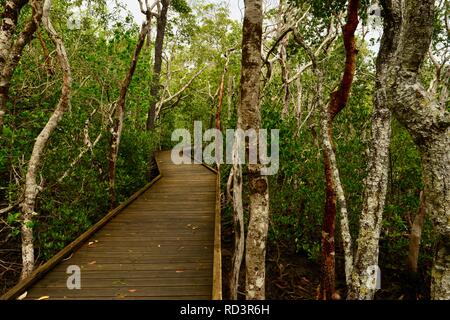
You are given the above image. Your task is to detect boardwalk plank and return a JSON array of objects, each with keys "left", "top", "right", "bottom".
[{"left": 18, "top": 151, "right": 217, "bottom": 300}]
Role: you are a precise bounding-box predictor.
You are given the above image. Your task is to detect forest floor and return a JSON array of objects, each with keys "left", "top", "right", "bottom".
[
  {"left": 221, "top": 219, "right": 431, "bottom": 300},
  {"left": 221, "top": 219, "right": 320, "bottom": 300}
]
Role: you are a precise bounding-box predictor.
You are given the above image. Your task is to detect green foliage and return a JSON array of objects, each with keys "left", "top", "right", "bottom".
[
  {"left": 0, "top": 0, "right": 441, "bottom": 296},
  {"left": 171, "top": 0, "right": 191, "bottom": 14},
  {"left": 288, "top": 0, "right": 371, "bottom": 21}
]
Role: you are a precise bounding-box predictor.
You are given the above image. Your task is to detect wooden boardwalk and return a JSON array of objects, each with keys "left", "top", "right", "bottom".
[{"left": 2, "top": 151, "right": 221, "bottom": 300}]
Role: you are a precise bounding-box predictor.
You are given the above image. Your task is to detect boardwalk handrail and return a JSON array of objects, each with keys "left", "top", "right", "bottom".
[{"left": 1, "top": 171, "right": 162, "bottom": 300}]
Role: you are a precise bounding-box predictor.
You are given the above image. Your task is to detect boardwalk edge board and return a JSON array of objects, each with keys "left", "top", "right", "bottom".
[{"left": 212, "top": 169, "right": 222, "bottom": 300}]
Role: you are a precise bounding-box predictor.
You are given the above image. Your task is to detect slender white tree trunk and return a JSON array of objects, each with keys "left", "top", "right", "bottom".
[
  {"left": 20, "top": 0, "right": 71, "bottom": 279},
  {"left": 348, "top": 105, "right": 392, "bottom": 299},
  {"left": 229, "top": 134, "right": 244, "bottom": 300}
]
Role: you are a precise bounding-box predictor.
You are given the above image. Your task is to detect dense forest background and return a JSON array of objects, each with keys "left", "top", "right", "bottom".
[{"left": 0, "top": 0, "right": 448, "bottom": 300}]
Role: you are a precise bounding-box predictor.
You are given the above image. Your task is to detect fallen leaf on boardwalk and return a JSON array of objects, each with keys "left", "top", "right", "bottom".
[
  {"left": 88, "top": 241, "right": 94, "bottom": 246},
  {"left": 17, "top": 292, "right": 27, "bottom": 300},
  {"left": 128, "top": 289, "right": 137, "bottom": 293},
  {"left": 116, "top": 294, "right": 126, "bottom": 299},
  {"left": 158, "top": 244, "right": 161, "bottom": 248},
  {"left": 113, "top": 280, "right": 127, "bottom": 285},
  {"left": 176, "top": 270, "right": 185, "bottom": 273},
  {"left": 37, "top": 296, "right": 50, "bottom": 300},
  {"left": 88, "top": 261, "right": 97, "bottom": 265},
  {"left": 178, "top": 246, "right": 185, "bottom": 250}
]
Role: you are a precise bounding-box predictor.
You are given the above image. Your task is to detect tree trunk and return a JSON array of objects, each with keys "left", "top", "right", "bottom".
[
  {"left": 0, "top": 0, "right": 28, "bottom": 65},
  {"left": 294, "top": 76, "right": 302, "bottom": 125},
  {"left": 146, "top": 0, "right": 170, "bottom": 130},
  {"left": 229, "top": 135, "right": 244, "bottom": 300},
  {"left": 215, "top": 51, "right": 233, "bottom": 131},
  {"left": 347, "top": 0, "right": 400, "bottom": 300},
  {"left": 279, "top": 37, "right": 290, "bottom": 119},
  {"left": 108, "top": 20, "right": 151, "bottom": 207},
  {"left": 425, "top": 135, "right": 450, "bottom": 300},
  {"left": 226, "top": 75, "right": 234, "bottom": 122},
  {"left": 374, "top": 0, "right": 449, "bottom": 299},
  {"left": 0, "top": 0, "right": 42, "bottom": 134},
  {"left": 240, "top": 0, "right": 270, "bottom": 300},
  {"left": 318, "top": 0, "right": 359, "bottom": 300},
  {"left": 20, "top": 0, "right": 71, "bottom": 279}
]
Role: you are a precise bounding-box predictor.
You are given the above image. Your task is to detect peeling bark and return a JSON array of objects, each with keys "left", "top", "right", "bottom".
[
  {"left": 108, "top": 20, "right": 151, "bottom": 207},
  {"left": 20, "top": 0, "right": 71, "bottom": 279},
  {"left": 318, "top": 0, "right": 359, "bottom": 299},
  {"left": 0, "top": 0, "right": 43, "bottom": 134}
]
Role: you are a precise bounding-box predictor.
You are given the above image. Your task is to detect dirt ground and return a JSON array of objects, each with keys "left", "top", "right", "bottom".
[
  {"left": 221, "top": 217, "right": 320, "bottom": 300},
  {"left": 221, "top": 218, "right": 432, "bottom": 300}
]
